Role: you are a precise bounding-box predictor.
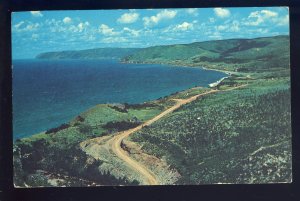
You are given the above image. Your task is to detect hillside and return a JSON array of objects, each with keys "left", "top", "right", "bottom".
[
  {"left": 36, "top": 35, "right": 289, "bottom": 73},
  {"left": 13, "top": 101, "right": 167, "bottom": 186},
  {"left": 130, "top": 78, "right": 291, "bottom": 184},
  {"left": 123, "top": 35, "right": 290, "bottom": 72},
  {"left": 36, "top": 48, "right": 140, "bottom": 60},
  {"left": 14, "top": 35, "right": 291, "bottom": 186}
]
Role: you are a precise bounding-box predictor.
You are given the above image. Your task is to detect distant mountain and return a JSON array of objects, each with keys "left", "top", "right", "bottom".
[
  {"left": 36, "top": 48, "right": 141, "bottom": 60},
  {"left": 36, "top": 35, "right": 289, "bottom": 72},
  {"left": 122, "top": 35, "right": 290, "bottom": 72}
]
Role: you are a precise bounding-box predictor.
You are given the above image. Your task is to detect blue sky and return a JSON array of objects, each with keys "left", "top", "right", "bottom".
[{"left": 12, "top": 7, "right": 289, "bottom": 59}]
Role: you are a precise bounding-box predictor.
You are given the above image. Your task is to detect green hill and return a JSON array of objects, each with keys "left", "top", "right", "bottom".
[
  {"left": 123, "top": 35, "right": 290, "bottom": 72},
  {"left": 36, "top": 35, "right": 289, "bottom": 72},
  {"left": 16, "top": 35, "right": 291, "bottom": 186},
  {"left": 36, "top": 48, "right": 140, "bottom": 60},
  {"left": 130, "top": 79, "right": 291, "bottom": 184}
]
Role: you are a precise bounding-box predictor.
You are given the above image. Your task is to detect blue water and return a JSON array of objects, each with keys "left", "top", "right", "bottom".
[{"left": 12, "top": 59, "right": 226, "bottom": 139}]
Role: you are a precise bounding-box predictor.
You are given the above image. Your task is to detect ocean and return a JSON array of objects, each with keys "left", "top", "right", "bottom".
[{"left": 12, "top": 59, "right": 226, "bottom": 139}]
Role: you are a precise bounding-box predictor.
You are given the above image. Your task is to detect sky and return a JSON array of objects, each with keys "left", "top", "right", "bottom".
[{"left": 12, "top": 7, "right": 289, "bottom": 59}]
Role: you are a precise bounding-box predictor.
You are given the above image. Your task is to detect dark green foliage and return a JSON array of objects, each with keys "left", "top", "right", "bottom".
[
  {"left": 45, "top": 123, "right": 70, "bottom": 134},
  {"left": 131, "top": 80, "right": 291, "bottom": 184},
  {"left": 230, "top": 141, "right": 291, "bottom": 183},
  {"left": 77, "top": 124, "right": 93, "bottom": 135},
  {"left": 124, "top": 102, "right": 157, "bottom": 109},
  {"left": 14, "top": 139, "right": 47, "bottom": 174},
  {"left": 75, "top": 115, "right": 85, "bottom": 122},
  {"left": 14, "top": 137, "right": 139, "bottom": 186},
  {"left": 108, "top": 102, "right": 158, "bottom": 113},
  {"left": 102, "top": 120, "right": 141, "bottom": 132},
  {"left": 108, "top": 104, "right": 128, "bottom": 113},
  {"left": 25, "top": 170, "right": 50, "bottom": 186},
  {"left": 13, "top": 146, "right": 26, "bottom": 186},
  {"left": 221, "top": 40, "right": 270, "bottom": 55}
]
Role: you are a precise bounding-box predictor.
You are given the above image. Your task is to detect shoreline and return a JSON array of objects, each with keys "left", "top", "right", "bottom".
[
  {"left": 121, "top": 60, "right": 234, "bottom": 88},
  {"left": 120, "top": 60, "right": 235, "bottom": 75},
  {"left": 208, "top": 76, "right": 229, "bottom": 88},
  {"left": 15, "top": 60, "right": 232, "bottom": 141}
]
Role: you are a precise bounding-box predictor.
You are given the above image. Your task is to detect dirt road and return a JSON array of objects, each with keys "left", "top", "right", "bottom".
[
  {"left": 109, "top": 89, "right": 220, "bottom": 185},
  {"left": 84, "top": 85, "right": 247, "bottom": 185}
]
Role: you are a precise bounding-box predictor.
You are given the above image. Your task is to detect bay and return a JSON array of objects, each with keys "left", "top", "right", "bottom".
[{"left": 12, "top": 59, "right": 226, "bottom": 139}]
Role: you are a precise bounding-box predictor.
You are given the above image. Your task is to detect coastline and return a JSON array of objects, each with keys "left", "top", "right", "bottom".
[
  {"left": 15, "top": 60, "right": 231, "bottom": 140},
  {"left": 121, "top": 60, "right": 234, "bottom": 88},
  {"left": 208, "top": 76, "right": 229, "bottom": 88},
  {"left": 121, "top": 60, "right": 235, "bottom": 75}
]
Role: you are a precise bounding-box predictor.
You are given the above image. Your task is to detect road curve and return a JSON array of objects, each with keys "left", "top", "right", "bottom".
[
  {"left": 87, "top": 85, "right": 247, "bottom": 185},
  {"left": 109, "top": 89, "right": 220, "bottom": 185}
]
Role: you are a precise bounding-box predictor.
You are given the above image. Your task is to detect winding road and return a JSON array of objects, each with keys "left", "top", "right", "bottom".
[
  {"left": 109, "top": 89, "right": 219, "bottom": 185},
  {"left": 84, "top": 85, "right": 247, "bottom": 185}
]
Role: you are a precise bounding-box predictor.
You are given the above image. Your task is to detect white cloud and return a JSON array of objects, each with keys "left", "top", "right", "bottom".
[
  {"left": 244, "top": 9, "right": 279, "bottom": 26},
  {"left": 123, "top": 27, "right": 140, "bottom": 37},
  {"left": 67, "top": 21, "right": 89, "bottom": 33},
  {"left": 208, "top": 31, "right": 222, "bottom": 40},
  {"left": 143, "top": 9, "right": 177, "bottom": 27},
  {"left": 209, "top": 17, "right": 216, "bottom": 23},
  {"left": 214, "top": 8, "right": 230, "bottom": 18},
  {"left": 30, "top": 11, "right": 43, "bottom": 17},
  {"left": 245, "top": 14, "right": 264, "bottom": 26},
  {"left": 173, "top": 22, "right": 194, "bottom": 31},
  {"left": 78, "top": 23, "right": 84, "bottom": 32},
  {"left": 261, "top": 10, "right": 278, "bottom": 17},
  {"left": 102, "top": 36, "right": 128, "bottom": 43},
  {"left": 63, "top": 17, "right": 72, "bottom": 24},
  {"left": 245, "top": 27, "right": 270, "bottom": 35},
  {"left": 277, "top": 14, "right": 289, "bottom": 26},
  {"left": 44, "top": 18, "right": 92, "bottom": 33},
  {"left": 14, "top": 21, "right": 40, "bottom": 32},
  {"left": 45, "top": 18, "right": 56, "bottom": 26},
  {"left": 79, "top": 32, "right": 96, "bottom": 41},
  {"left": 257, "top": 28, "right": 269, "bottom": 34},
  {"left": 31, "top": 33, "right": 39, "bottom": 40},
  {"left": 14, "top": 21, "right": 24, "bottom": 29},
  {"left": 77, "top": 22, "right": 89, "bottom": 32},
  {"left": 231, "top": 20, "right": 240, "bottom": 32},
  {"left": 45, "top": 19, "right": 66, "bottom": 32},
  {"left": 99, "top": 24, "right": 118, "bottom": 36},
  {"left": 87, "top": 35, "right": 96, "bottom": 41},
  {"left": 216, "top": 25, "right": 227, "bottom": 31},
  {"left": 50, "top": 22, "right": 66, "bottom": 32},
  {"left": 248, "top": 11, "right": 260, "bottom": 18},
  {"left": 215, "top": 20, "right": 239, "bottom": 32},
  {"left": 26, "top": 23, "right": 39, "bottom": 31},
  {"left": 117, "top": 12, "right": 139, "bottom": 24},
  {"left": 186, "top": 8, "right": 198, "bottom": 16}
]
